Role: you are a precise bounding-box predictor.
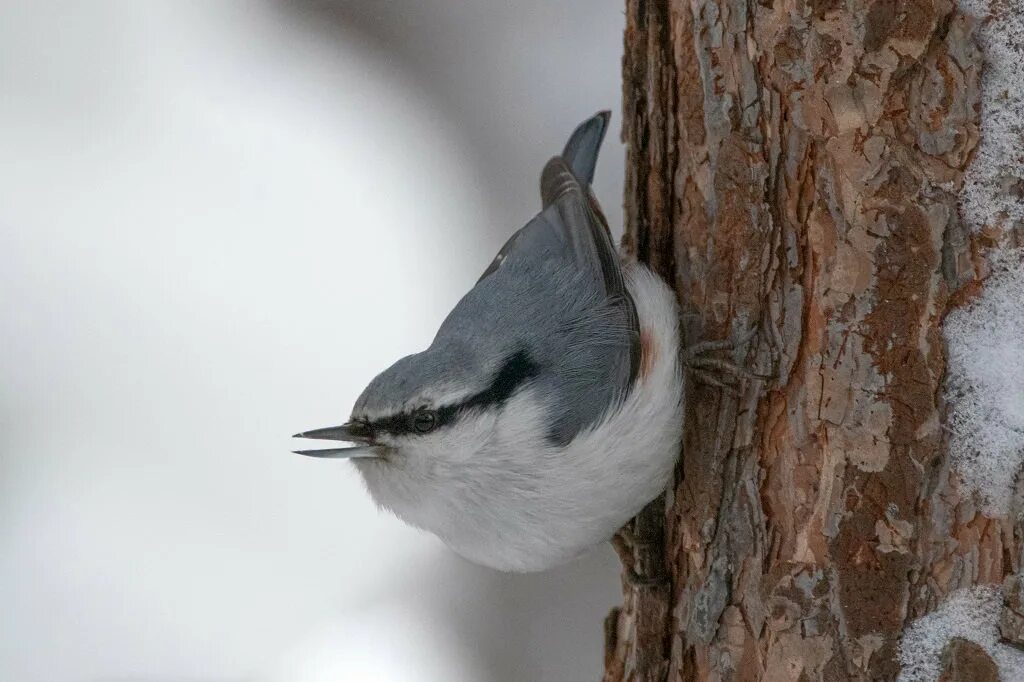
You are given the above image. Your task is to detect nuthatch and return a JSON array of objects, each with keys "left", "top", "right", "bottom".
[{"left": 294, "top": 113, "right": 688, "bottom": 572}]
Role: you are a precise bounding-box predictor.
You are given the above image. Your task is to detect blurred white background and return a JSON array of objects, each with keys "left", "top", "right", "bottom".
[{"left": 0, "top": 2, "right": 626, "bottom": 680}]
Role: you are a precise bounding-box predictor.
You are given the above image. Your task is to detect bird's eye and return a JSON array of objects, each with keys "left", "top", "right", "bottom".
[{"left": 412, "top": 410, "right": 437, "bottom": 434}]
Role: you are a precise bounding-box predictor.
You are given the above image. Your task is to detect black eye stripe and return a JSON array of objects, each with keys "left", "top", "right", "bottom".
[
  {"left": 362, "top": 349, "right": 539, "bottom": 437},
  {"left": 459, "top": 349, "right": 540, "bottom": 413}
]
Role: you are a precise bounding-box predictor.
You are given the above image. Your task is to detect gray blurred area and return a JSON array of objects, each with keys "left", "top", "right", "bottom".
[
  {"left": 276, "top": 0, "right": 627, "bottom": 236},
  {"left": 0, "top": 1, "right": 626, "bottom": 681}
]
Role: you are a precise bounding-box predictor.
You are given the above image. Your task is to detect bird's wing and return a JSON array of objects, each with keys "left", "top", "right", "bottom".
[{"left": 466, "top": 112, "right": 640, "bottom": 444}]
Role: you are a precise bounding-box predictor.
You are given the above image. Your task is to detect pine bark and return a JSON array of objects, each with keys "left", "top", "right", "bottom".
[{"left": 602, "top": 0, "right": 1012, "bottom": 679}]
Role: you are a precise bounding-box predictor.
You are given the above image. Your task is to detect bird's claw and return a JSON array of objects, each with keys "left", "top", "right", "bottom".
[{"left": 682, "top": 326, "right": 772, "bottom": 390}]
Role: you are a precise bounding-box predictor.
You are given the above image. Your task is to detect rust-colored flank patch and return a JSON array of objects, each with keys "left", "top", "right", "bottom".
[{"left": 639, "top": 328, "right": 657, "bottom": 381}]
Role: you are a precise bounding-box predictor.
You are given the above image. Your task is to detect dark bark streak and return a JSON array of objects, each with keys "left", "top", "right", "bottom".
[{"left": 608, "top": 1, "right": 677, "bottom": 680}]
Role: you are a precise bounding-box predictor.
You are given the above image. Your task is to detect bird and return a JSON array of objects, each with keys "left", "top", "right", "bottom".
[{"left": 293, "top": 112, "right": 686, "bottom": 572}]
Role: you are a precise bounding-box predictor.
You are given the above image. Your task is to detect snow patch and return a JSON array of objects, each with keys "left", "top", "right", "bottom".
[
  {"left": 898, "top": 585, "right": 1024, "bottom": 681},
  {"left": 944, "top": 250, "right": 1024, "bottom": 515},
  {"left": 958, "top": 0, "right": 1024, "bottom": 231}
]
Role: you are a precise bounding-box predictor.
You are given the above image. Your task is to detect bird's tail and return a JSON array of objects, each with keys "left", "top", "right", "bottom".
[{"left": 559, "top": 111, "right": 610, "bottom": 186}]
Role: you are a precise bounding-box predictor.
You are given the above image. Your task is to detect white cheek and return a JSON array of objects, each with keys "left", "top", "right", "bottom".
[
  {"left": 428, "top": 410, "right": 497, "bottom": 463},
  {"left": 492, "top": 389, "right": 548, "bottom": 450},
  {"left": 450, "top": 390, "right": 549, "bottom": 461}
]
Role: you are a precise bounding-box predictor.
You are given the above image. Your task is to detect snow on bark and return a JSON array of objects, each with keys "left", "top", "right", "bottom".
[
  {"left": 898, "top": 585, "right": 1024, "bottom": 681},
  {"left": 957, "top": 0, "right": 1024, "bottom": 231},
  {"left": 944, "top": 251, "right": 1024, "bottom": 515}
]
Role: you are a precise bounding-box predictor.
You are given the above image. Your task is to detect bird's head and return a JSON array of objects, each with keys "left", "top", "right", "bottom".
[{"left": 293, "top": 345, "right": 542, "bottom": 514}]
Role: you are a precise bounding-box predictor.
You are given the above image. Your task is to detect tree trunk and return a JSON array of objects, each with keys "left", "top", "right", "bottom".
[{"left": 602, "top": 0, "right": 1021, "bottom": 679}]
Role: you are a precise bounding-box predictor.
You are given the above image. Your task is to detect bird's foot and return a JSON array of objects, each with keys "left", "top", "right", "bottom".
[{"left": 682, "top": 327, "right": 770, "bottom": 390}]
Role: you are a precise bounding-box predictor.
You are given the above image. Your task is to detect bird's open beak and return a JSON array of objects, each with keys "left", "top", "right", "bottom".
[{"left": 291, "top": 423, "right": 382, "bottom": 459}]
